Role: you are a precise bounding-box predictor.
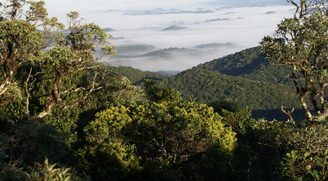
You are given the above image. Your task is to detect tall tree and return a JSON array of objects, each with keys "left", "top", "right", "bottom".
[
  {"left": 0, "top": 1, "right": 116, "bottom": 118},
  {"left": 0, "top": 0, "right": 63, "bottom": 96},
  {"left": 36, "top": 11, "right": 116, "bottom": 118},
  {"left": 260, "top": 0, "right": 328, "bottom": 123}
]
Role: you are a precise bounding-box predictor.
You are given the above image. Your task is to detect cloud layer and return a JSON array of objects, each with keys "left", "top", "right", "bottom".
[{"left": 42, "top": 0, "right": 294, "bottom": 72}]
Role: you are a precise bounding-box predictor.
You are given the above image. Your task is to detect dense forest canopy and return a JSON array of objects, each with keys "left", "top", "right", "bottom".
[{"left": 2, "top": 0, "right": 328, "bottom": 181}]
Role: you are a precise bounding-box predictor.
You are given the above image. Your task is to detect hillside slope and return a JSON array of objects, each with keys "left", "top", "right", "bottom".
[
  {"left": 103, "top": 47, "right": 307, "bottom": 120},
  {"left": 157, "top": 68, "right": 300, "bottom": 110},
  {"left": 195, "top": 47, "right": 293, "bottom": 85},
  {"left": 104, "top": 65, "right": 167, "bottom": 85}
]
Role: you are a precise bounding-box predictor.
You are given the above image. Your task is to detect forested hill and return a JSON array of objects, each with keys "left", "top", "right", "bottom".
[
  {"left": 157, "top": 68, "right": 300, "bottom": 110},
  {"left": 104, "top": 65, "right": 166, "bottom": 85},
  {"left": 104, "top": 65, "right": 301, "bottom": 109},
  {"left": 195, "top": 47, "right": 293, "bottom": 85},
  {"left": 104, "top": 47, "right": 306, "bottom": 120}
]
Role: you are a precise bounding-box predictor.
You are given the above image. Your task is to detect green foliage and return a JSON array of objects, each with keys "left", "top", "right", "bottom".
[
  {"left": 32, "top": 11, "right": 116, "bottom": 118},
  {"left": 0, "top": 18, "right": 44, "bottom": 61},
  {"left": 0, "top": 120, "right": 69, "bottom": 165},
  {"left": 288, "top": 125, "right": 328, "bottom": 155},
  {"left": 209, "top": 99, "right": 240, "bottom": 115},
  {"left": 80, "top": 82, "right": 237, "bottom": 180},
  {"left": 260, "top": 0, "right": 328, "bottom": 121},
  {"left": 213, "top": 107, "right": 285, "bottom": 180},
  {"left": 195, "top": 47, "right": 293, "bottom": 85},
  {"left": 5, "top": 1, "right": 328, "bottom": 180},
  {"left": 77, "top": 142, "right": 141, "bottom": 180},
  {"left": 0, "top": 158, "right": 91, "bottom": 181},
  {"left": 0, "top": 3, "right": 148, "bottom": 180},
  {"left": 253, "top": 120, "right": 328, "bottom": 180},
  {"left": 104, "top": 65, "right": 166, "bottom": 85},
  {"left": 144, "top": 79, "right": 183, "bottom": 103},
  {"left": 0, "top": 0, "right": 64, "bottom": 98},
  {"left": 204, "top": 101, "right": 309, "bottom": 180},
  {"left": 157, "top": 68, "right": 301, "bottom": 110},
  {"left": 280, "top": 149, "right": 328, "bottom": 180}
]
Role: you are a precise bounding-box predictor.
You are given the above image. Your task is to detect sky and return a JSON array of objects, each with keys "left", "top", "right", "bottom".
[{"left": 41, "top": 0, "right": 295, "bottom": 72}]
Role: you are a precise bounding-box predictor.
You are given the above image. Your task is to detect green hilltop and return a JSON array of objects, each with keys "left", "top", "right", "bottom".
[
  {"left": 195, "top": 46, "right": 293, "bottom": 85},
  {"left": 105, "top": 46, "right": 307, "bottom": 120},
  {"left": 157, "top": 68, "right": 298, "bottom": 109}
]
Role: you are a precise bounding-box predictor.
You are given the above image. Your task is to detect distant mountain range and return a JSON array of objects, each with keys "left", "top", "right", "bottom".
[
  {"left": 123, "top": 8, "right": 214, "bottom": 16},
  {"left": 114, "top": 47, "right": 203, "bottom": 58},
  {"left": 205, "top": 18, "right": 229, "bottom": 22},
  {"left": 194, "top": 43, "right": 235, "bottom": 49},
  {"left": 115, "top": 44, "right": 156, "bottom": 55},
  {"left": 201, "top": 0, "right": 290, "bottom": 7},
  {"left": 163, "top": 25, "right": 187, "bottom": 31}
]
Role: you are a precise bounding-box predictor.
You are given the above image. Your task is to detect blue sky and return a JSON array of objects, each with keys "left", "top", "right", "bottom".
[{"left": 41, "top": 0, "right": 294, "bottom": 71}]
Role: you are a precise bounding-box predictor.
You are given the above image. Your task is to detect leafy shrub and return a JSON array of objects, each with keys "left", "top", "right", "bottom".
[
  {"left": 280, "top": 149, "right": 328, "bottom": 180},
  {"left": 0, "top": 158, "right": 91, "bottom": 181},
  {"left": 0, "top": 120, "right": 69, "bottom": 166},
  {"left": 79, "top": 82, "right": 237, "bottom": 180}
]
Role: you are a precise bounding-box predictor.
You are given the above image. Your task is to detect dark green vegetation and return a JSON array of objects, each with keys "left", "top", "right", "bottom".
[
  {"left": 260, "top": 0, "right": 328, "bottom": 123},
  {"left": 2, "top": 0, "right": 328, "bottom": 181},
  {"left": 105, "top": 47, "right": 304, "bottom": 120},
  {"left": 108, "top": 47, "right": 296, "bottom": 106},
  {"left": 104, "top": 65, "right": 166, "bottom": 85},
  {"left": 195, "top": 47, "right": 293, "bottom": 85},
  {"left": 157, "top": 68, "right": 299, "bottom": 109}
]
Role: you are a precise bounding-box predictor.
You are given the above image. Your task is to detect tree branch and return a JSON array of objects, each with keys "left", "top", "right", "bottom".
[
  {"left": 59, "top": 72, "right": 103, "bottom": 110},
  {"left": 24, "top": 67, "right": 42, "bottom": 120},
  {"left": 281, "top": 106, "right": 295, "bottom": 122}
]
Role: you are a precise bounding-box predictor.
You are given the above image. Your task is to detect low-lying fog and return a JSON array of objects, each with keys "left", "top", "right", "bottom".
[{"left": 44, "top": 0, "right": 294, "bottom": 73}]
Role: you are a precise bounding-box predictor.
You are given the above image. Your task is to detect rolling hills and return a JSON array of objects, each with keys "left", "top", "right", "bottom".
[
  {"left": 104, "top": 46, "right": 307, "bottom": 120},
  {"left": 194, "top": 46, "right": 293, "bottom": 85}
]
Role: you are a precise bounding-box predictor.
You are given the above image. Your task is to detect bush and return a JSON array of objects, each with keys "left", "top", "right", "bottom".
[{"left": 79, "top": 82, "right": 237, "bottom": 180}]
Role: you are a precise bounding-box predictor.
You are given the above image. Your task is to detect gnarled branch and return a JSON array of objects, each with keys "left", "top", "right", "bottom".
[{"left": 281, "top": 106, "right": 295, "bottom": 122}]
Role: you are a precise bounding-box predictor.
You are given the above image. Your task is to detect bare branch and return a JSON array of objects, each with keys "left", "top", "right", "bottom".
[
  {"left": 281, "top": 106, "right": 295, "bottom": 122},
  {"left": 59, "top": 73, "right": 103, "bottom": 110},
  {"left": 24, "top": 67, "right": 43, "bottom": 120},
  {"left": 24, "top": 67, "right": 33, "bottom": 120},
  {"left": 70, "top": 63, "right": 98, "bottom": 75}
]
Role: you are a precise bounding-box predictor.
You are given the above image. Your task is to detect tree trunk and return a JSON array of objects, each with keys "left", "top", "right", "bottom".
[
  {"left": 0, "top": 71, "right": 13, "bottom": 96},
  {"left": 37, "top": 97, "right": 56, "bottom": 118}
]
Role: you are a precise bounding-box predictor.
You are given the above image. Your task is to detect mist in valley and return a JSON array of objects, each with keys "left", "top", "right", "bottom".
[{"left": 43, "top": 0, "right": 294, "bottom": 73}]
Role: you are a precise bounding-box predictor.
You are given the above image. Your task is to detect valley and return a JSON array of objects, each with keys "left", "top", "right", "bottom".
[{"left": 104, "top": 46, "right": 307, "bottom": 121}]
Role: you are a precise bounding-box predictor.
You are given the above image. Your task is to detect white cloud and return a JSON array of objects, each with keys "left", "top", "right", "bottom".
[{"left": 40, "top": 0, "right": 295, "bottom": 72}]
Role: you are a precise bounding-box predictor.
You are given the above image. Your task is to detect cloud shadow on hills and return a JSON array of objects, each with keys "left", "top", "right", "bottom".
[{"left": 251, "top": 109, "right": 304, "bottom": 121}]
